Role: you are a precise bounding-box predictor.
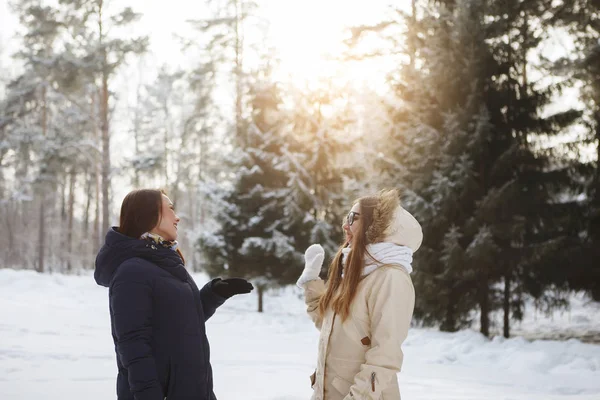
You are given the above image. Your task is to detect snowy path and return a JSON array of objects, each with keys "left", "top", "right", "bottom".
[{"left": 1, "top": 269, "right": 599, "bottom": 400}]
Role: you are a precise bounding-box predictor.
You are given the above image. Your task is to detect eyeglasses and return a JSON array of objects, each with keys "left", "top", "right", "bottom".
[{"left": 346, "top": 211, "right": 360, "bottom": 226}]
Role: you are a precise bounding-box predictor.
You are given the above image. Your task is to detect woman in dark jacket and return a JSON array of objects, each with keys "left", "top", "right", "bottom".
[{"left": 95, "top": 189, "right": 253, "bottom": 400}]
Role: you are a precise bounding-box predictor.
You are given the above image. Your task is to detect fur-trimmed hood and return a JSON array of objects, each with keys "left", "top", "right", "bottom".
[{"left": 366, "top": 189, "right": 423, "bottom": 252}]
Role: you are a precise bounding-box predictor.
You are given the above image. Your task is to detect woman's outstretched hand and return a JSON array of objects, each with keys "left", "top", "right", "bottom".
[
  {"left": 212, "top": 278, "right": 254, "bottom": 299},
  {"left": 297, "top": 244, "right": 325, "bottom": 287}
]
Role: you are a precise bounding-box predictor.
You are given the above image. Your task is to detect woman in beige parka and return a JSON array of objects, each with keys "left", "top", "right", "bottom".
[{"left": 297, "top": 189, "right": 423, "bottom": 400}]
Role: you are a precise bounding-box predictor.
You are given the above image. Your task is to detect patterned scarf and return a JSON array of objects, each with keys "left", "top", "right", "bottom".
[{"left": 140, "top": 232, "right": 179, "bottom": 251}]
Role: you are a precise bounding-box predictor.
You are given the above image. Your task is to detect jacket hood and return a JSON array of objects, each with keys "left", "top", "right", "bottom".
[
  {"left": 94, "top": 227, "right": 186, "bottom": 287},
  {"left": 366, "top": 189, "right": 423, "bottom": 253}
]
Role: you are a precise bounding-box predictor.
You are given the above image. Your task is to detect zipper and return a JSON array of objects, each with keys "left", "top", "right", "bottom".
[
  {"left": 323, "top": 312, "right": 336, "bottom": 398},
  {"left": 183, "top": 277, "right": 211, "bottom": 399},
  {"left": 371, "top": 372, "right": 376, "bottom": 392}
]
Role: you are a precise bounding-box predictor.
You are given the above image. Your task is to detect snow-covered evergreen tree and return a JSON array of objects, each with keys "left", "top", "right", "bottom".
[
  {"left": 0, "top": 0, "right": 146, "bottom": 271},
  {"left": 552, "top": 0, "right": 600, "bottom": 300},
  {"left": 284, "top": 85, "right": 360, "bottom": 257},
  {"left": 198, "top": 77, "right": 303, "bottom": 311},
  {"left": 376, "top": 0, "right": 582, "bottom": 336},
  {"left": 1, "top": 1, "right": 96, "bottom": 272}
]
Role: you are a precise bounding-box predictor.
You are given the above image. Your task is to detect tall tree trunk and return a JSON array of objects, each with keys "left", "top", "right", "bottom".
[
  {"left": 257, "top": 285, "right": 264, "bottom": 313},
  {"left": 501, "top": 21, "right": 514, "bottom": 338},
  {"left": 163, "top": 99, "right": 170, "bottom": 190},
  {"left": 91, "top": 89, "right": 101, "bottom": 256},
  {"left": 59, "top": 173, "right": 68, "bottom": 271},
  {"left": 479, "top": 137, "right": 490, "bottom": 337},
  {"left": 37, "top": 85, "right": 48, "bottom": 273},
  {"left": 503, "top": 267, "right": 511, "bottom": 338},
  {"left": 442, "top": 290, "right": 456, "bottom": 332},
  {"left": 37, "top": 200, "right": 45, "bottom": 273},
  {"left": 93, "top": 160, "right": 101, "bottom": 254},
  {"left": 587, "top": 110, "right": 600, "bottom": 300},
  {"left": 83, "top": 168, "right": 93, "bottom": 266},
  {"left": 101, "top": 69, "right": 110, "bottom": 236},
  {"left": 5, "top": 202, "right": 14, "bottom": 266},
  {"left": 198, "top": 129, "right": 207, "bottom": 226},
  {"left": 594, "top": 109, "right": 600, "bottom": 213},
  {"left": 66, "top": 169, "right": 76, "bottom": 272},
  {"left": 83, "top": 168, "right": 92, "bottom": 238},
  {"left": 234, "top": 0, "right": 243, "bottom": 145},
  {"left": 479, "top": 277, "right": 490, "bottom": 337},
  {"left": 519, "top": 17, "right": 529, "bottom": 143},
  {"left": 409, "top": 0, "right": 417, "bottom": 68},
  {"left": 61, "top": 174, "right": 67, "bottom": 219},
  {"left": 99, "top": 0, "right": 111, "bottom": 237},
  {"left": 133, "top": 64, "right": 142, "bottom": 188},
  {"left": 189, "top": 186, "right": 196, "bottom": 231},
  {"left": 170, "top": 95, "right": 186, "bottom": 209}
]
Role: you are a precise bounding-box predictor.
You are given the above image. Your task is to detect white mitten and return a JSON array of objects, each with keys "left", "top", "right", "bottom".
[{"left": 297, "top": 244, "right": 325, "bottom": 287}]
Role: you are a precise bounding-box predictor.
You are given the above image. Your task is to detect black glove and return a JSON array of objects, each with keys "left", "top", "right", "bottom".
[{"left": 212, "top": 278, "right": 254, "bottom": 299}]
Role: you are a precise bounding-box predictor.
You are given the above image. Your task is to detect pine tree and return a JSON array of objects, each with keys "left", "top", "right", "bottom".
[
  {"left": 2, "top": 0, "right": 91, "bottom": 272},
  {"left": 381, "top": 0, "right": 496, "bottom": 333},
  {"left": 283, "top": 85, "right": 359, "bottom": 257},
  {"left": 184, "top": 0, "right": 266, "bottom": 249},
  {"left": 188, "top": 0, "right": 259, "bottom": 146},
  {"left": 53, "top": 0, "right": 148, "bottom": 236},
  {"left": 552, "top": 0, "right": 600, "bottom": 300},
  {"left": 181, "top": 53, "right": 220, "bottom": 237},
  {"left": 127, "top": 66, "right": 185, "bottom": 190},
  {"left": 0, "top": 0, "right": 147, "bottom": 271},
  {"left": 198, "top": 76, "right": 303, "bottom": 312},
  {"left": 375, "top": 0, "right": 581, "bottom": 336},
  {"left": 482, "top": 0, "right": 583, "bottom": 336},
  {"left": 198, "top": 65, "right": 361, "bottom": 310}
]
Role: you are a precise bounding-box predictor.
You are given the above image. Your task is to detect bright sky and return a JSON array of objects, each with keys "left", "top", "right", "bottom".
[
  {"left": 124, "top": 0, "right": 399, "bottom": 88},
  {"left": 261, "top": 0, "right": 397, "bottom": 84},
  {"left": 1, "top": 0, "right": 593, "bottom": 206},
  {"left": 0, "top": 0, "right": 399, "bottom": 86},
  {"left": 0, "top": 0, "right": 402, "bottom": 213}
]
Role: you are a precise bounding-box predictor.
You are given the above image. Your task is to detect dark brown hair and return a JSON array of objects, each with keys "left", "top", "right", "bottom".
[
  {"left": 118, "top": 188, "right": 186, "bottom": 263},
  {"left": 318, "top": 194, "right": 380, "bottom": 321},
  {"left": 119, "top": 189, "right": 165, "bottom": 239}
]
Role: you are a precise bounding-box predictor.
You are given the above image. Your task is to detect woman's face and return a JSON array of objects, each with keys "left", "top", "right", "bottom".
[
  {"left": 342, "top": 203, "right": 361, "bottom": 245},
  {"left": 151, "top": 195, "right": 180, "bottom": 241}
]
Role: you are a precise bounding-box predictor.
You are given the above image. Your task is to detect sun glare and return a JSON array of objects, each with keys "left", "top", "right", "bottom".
[
  {"left": 263, "top": 0, "right": 394, "bottom": 89},
  {"left": 119, "top": 0, "right": 397, "bottom": 92}
]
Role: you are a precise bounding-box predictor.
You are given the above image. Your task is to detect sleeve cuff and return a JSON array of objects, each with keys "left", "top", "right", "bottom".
[
  {"left": 202, "top": 278, "right": 227, "bottom": 304},
  {"left": 297, "top": 275, "right": 320, "bottom": 288}
]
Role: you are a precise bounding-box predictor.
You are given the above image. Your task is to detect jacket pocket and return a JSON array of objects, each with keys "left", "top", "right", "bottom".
[{"left": 331, "top": 375, "right": 353, "bottom": 395}]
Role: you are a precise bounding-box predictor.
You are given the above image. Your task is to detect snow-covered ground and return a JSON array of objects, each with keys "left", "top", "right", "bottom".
[
  {"left": 1, "top": 269, "right": 599, "bottom": 400},
  {"left": 508, "top": 293, "right": 600, "bottom": 343}
]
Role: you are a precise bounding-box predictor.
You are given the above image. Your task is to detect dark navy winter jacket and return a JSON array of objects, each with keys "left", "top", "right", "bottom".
[{"left": 95, "top": 227, "right": 225, "bottom": 400}]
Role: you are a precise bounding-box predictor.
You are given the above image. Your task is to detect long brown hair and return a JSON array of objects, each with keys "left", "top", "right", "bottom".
[
  {"left": 119, "top": 188, "right": 186, "bottom": 263},
  {"left": 318, "top": 194, "right": 380, "bottom": 321}
]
